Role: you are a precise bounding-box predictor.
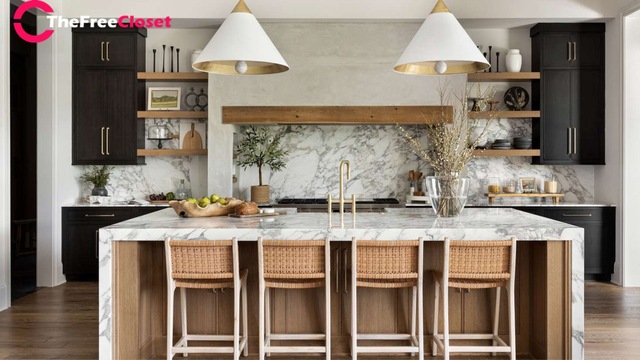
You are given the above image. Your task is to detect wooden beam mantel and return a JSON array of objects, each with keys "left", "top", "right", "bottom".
[{"left": 222, "top": 106, "right": 453, "bottom": 125}]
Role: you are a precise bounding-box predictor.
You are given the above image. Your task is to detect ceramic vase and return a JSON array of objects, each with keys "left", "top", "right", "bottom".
[
  {"left": 505, "top": 49, "right": 522, "bottom": 73},
  {"left": 91, "top": 186, "right": 108, "bottom": 196}
]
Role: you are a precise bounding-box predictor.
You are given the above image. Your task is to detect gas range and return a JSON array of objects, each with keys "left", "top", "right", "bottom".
[{"left": 272, "top": 198, "right": 402, "bottom": 213}]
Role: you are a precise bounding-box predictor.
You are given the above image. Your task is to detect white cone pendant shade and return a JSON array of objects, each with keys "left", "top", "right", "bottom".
[
  {"left": 193, "top": 0, "right": 289, "bottom": 75},
  {"left": 394, "top": 0, "right": 489, "bottom": 75}
]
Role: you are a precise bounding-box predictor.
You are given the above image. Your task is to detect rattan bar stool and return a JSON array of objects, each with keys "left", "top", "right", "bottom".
[
  {"left": 350, "top": 238, "right": 424, "bottom": 360},
  {"left": 165, "top": 238, "right": 248, "bottom": 360},
  {"left": 258, "top": 237, "right": 331, "bottom": 359},
  {"left": 432, "top": 237, "right": 517, "bottom": 360}
]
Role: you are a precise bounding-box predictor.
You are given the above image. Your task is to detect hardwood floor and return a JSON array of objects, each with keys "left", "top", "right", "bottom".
[{"left": 0, "top": 281, "right": 638, "bottom": 359}]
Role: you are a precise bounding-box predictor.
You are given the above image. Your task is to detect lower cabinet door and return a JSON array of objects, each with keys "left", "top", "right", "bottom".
[{"left": 64, "top": 222, "right": 100, "bottom": 280}]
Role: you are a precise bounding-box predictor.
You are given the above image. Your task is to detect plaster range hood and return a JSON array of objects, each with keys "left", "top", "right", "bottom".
[{"left": 221, "top": 105, "right": 453, "bottom": 125}]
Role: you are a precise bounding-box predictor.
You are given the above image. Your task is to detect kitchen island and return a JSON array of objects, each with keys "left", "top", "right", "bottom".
[{"left": 98, "top": 208, "right": 583, "bottom": 359}]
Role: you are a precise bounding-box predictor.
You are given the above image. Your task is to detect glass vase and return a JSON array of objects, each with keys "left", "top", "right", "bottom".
[{"left": 426, "top": 176, "right": 470, "bottom": 217}]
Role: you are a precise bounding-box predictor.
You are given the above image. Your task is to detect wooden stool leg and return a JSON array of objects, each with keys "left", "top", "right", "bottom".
[
  {"left": 265, "top": 288, "right": 271, "bottom": 357},
  {"left": 418, "top": 278, "right": 424, "bottom": 360},
  {"left": 234, "top": 285, "right": 240, "bottom": 360},
  {"left": 493, "top": 286, "right": 501, "bottom": 356},
  {"left": 411, "top": 286, "right": 417, "bottom": 356},
  {"left": 326, "top": 278, "right": 331, "bottom": 360},
  {"left": 259, "top": 283, "right": 265, "bottom": 360},
  {"left": 167, "top": 285, "right": 175, "bottom": 360},
  {"left": 432, "top": 280, "right": 439, "bottom": 357},
  {"left": 180, "top": 288, "right": 188, "bottom": 357},
  {"left": 351, "top": 242, "right": 358, "bottom": 360},
  {"left": 508, "top": 285, "right": 516, "bottom": 360},
  {"left": 242, "top": 277, "right": 248, "bottom": 357},
  {"left": 443, "top": 284, "right": 450, "bottom": 360}
]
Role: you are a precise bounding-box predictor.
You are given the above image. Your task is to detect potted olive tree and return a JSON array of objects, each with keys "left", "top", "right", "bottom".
[
  {"left": 80, "top": 165, "right": 113, "bottom": 196},
  {"left": 235, "top": 126, "right": 288, "bottom": 204}
]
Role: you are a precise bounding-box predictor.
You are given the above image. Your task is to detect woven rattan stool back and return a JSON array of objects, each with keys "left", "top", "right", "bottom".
[
  {"left": 356, "top": 240, "right": 420, "bottom": 281},
  {"left": 168, "top": 240, "right": 234, "bottom": 280},
  {"left": 448, "top": 240, "right": 513, "bottom": 280},
  {"left": 261, "top": 240, "right": 326, "bottom": 280}
]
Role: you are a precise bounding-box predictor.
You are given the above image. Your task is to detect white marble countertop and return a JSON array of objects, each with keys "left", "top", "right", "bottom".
[
  {"left": 101, "top": 208, "right": 581, "bottom": 242},
  {"left": 63, "top": 202, "right": 170, "bottom": 207},
  {"left": 464, "top": 200, "right": 615, "bottom": 207}
]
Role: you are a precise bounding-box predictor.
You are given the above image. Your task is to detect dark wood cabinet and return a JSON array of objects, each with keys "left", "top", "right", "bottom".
[
  {"left": 62, "top": 207, "right": 162, "bottom": 280},
  {"left": 531, "top": 23, "right": 605, "bottom": 165},
  {"left": 72, "top": 28, "right": 146, "bottom": 165},
  {"left": 468, "top": 205, "right": 616, "bottom": 280}
]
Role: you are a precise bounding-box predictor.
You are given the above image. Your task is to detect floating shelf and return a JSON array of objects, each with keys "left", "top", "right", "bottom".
[
  {"left": 137, "top": 72, "right": 208, "bottom": 82},
  {"left": 137, "top": 111, "right": 207, "bottom": 119},
  {"left": 473, "top": 149, "right": 540, "bottom": 157},
  {"left": 467, "top": 72, "right": 540, "bottom": 82},
  {"left": 468, "top": 111, "right": 540, "bottom": 119},
  {"left": 137, "top": 149, "right": 207, "bottom": 156},
  {"left": 484, "top": 192, "right": 564, "bottom": 205}
]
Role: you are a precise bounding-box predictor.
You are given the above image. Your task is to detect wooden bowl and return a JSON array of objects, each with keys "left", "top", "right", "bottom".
[{"left": 169, "top": 199, "right": 244, "bottom": 217}]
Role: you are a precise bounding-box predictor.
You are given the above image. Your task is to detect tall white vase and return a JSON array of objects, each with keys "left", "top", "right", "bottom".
[{"left": 505, "top": 49, "right": 522, "bottom": 73}]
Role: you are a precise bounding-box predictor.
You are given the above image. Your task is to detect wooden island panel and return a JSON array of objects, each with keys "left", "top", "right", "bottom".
[{"left": 113, "top": 241, "right": 571, "bottom": 359}]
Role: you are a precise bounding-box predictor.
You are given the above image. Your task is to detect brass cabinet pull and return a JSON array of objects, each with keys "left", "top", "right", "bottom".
[
  {"left": 567, "top": 42, "right": 571, "bottom": 61},
  {"left": 572, "top": 42, "right": 577, "bottom": 61},
  {"left": 95, "top": 230, "right": 99, "bottom": 259},
  {"left": 106, "top": 127, "right": 110, "bottom": 155},
  {"left": 85, "top": 214, "right": 115, "bottom": 218},
  {"left": 335, "top": 248, "right": 340, "bottom": 293},
  {"left": 101, "top": 42, "right": 105, "bottom": 61},
  {"left": 343, "top": 248, "right": 349, "bottom": 294},
  {"left": 106, "top": 42, "right": 110, "bottom": 61},
  {"left": 573, "top": 128, "right": 577, "bottom": 154},
  {"left": 562, "top": 213, "right": 592, "bottom": 217},
  {"left": 101, "top": 127, "right": 105, "bottom": 155},
  {"left": 567, "top": 128, "right": 572, "bottom": 155}
]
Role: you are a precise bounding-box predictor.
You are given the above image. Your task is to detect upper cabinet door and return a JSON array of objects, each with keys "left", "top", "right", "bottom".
[
  {"left": 103, "top": 70, "right": 137, "bottom": 163},
  {"left": 572, "top": 69, "right": 605, "bottom": 164},
  {"left": 72, "top": 69, "right": 107, "bottom": 165},
  {"left": 540, "top": 69, "right": 573, "bottom": 164},
  {"left": 574, "top": 32, "right": 604, "bottom": 68},
  {"left": 74, "top": 32, "right": 136, "bottom": 68},
  {"left": 542, "top": 33, "right": 575, "bottom": 68}
]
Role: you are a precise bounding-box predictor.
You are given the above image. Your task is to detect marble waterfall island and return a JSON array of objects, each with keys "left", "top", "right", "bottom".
[{"left": 99, "top": 208, "right": 583, "bottom": 359}]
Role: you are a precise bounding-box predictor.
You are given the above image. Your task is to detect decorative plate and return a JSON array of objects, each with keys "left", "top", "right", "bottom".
[{"left": 503, "top": 87, "right": 530, "bottom": 111}]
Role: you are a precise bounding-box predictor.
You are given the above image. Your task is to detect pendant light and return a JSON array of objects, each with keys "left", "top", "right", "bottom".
[
  {"left": 394, "top": 0, "right": 489, "bottom": 75},
  {"left": 192, "top": 0, "right": 289, "bottom": 75}
]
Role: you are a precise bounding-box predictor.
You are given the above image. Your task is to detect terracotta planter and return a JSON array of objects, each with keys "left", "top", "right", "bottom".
[{"left": 251, "top": 185, "right": 270, "bottom": 204}]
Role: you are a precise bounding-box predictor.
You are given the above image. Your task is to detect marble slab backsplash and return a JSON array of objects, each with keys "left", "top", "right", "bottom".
[{"left": 238, "top": 122, "right": 595, "bottom": 203}]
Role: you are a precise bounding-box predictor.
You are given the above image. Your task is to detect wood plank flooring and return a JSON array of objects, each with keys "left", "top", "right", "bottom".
[{"left": 0, "top": 281, "right": 638, "bottom": 359}]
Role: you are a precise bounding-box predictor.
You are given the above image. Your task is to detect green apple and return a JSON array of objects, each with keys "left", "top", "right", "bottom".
[
  {"left": 217, "top": 198, "right": 227, "bottom": 206},
  {"left": 210, "top": 194, "right": 220, "bottom": 203},
  {"left": 186, "top": 198, "right": 197, "bottom": 204},
  {"left": 199, "top": 197, "right": 211, "bottom": 207}
]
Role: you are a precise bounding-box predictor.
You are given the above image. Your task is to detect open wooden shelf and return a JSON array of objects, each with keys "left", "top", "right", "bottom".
[
  {"left": 137, "top": 149, "right": 207, "bottom": 156},
  {"left": 222, "top": 105, "right": 453, "bottom": 125},
  {"left": 473, "top": 149, "right": 540, "bottom": 157},
  {"left": 137, "top": 72, "right": 208, "bottom": 82},
  {"left": 468, "top": 111, "right": 540, "bottom": 119},
  {"left": 137, "top": 111, "right": 207, "bottom": 119},
  {"left": 467, "top": 72, "right": 540, "bottom": 82},
  {"left": 485, "top": 192, "right": 564, "bottom": 205}
]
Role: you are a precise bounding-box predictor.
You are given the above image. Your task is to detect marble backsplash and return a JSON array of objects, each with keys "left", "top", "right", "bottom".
[
  {"left": 78, "top": 119, "right": 207, "bottom": 200},
  {"left": 238, "top": 121, "right": 595, "bottom": 203}
]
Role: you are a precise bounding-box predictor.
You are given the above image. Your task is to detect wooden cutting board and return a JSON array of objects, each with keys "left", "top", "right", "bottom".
[
  {"left": 182, "top": 123, "right": 203, "bottom": 149},
  {"left": 228, "top": 212, "right": 285, "bottom": 218}
]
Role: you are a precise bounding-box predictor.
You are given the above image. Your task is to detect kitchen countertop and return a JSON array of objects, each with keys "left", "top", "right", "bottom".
[
  {"left": 63, "top": 202, "right": 170, "bottom": 207},
  {"left": 98, "top": 207, "right": 585, "bottom": 360},
  {"left": 456, "top": 200, "right": 614, "bottom": 207}
]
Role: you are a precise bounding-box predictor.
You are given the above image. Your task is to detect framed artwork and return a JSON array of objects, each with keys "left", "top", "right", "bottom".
[
  {"left": 148, "top": 87, "right": 181, "bottom": 110},
  {"left": 519, "top": 177, "right": 537, "bottom": 193}
]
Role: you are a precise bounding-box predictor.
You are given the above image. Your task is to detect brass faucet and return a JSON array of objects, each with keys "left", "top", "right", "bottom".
[{"left": 327, "top": 160, "right": 356, "bottom": 214}]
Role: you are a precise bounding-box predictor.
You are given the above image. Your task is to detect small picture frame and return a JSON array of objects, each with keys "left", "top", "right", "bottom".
[
  {"left": 519, "top": 177, "right": 537, "bottom": 193},
  {"left": 148, "top": 87, "right": 181, "bottom": 110}
]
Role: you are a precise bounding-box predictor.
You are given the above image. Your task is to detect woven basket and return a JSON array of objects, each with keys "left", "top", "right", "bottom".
[{"left": 356, "top": 240, "right": 420, "bottom": 288}]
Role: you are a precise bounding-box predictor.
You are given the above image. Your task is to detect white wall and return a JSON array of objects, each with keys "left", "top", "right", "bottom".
[
  {"left": 56, "top": 0, "right": 622, "bottom": 22},
  {"left": 623, "top": 14, "right": 640, "bottom": 286},
  {"left": 0, "top": 0, "right": 12, "bottom": 310}
]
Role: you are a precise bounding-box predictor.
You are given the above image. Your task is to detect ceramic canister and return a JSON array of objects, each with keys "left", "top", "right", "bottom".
[
  {"left": 191, "top": 50, "right": 203, "bottom": 72},
  {"left": 505, "top": 49, "right": 523, "bottom": 73}
]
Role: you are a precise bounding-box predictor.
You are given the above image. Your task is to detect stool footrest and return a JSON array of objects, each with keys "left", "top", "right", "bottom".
[
  {"left": 267, "top": 333, "right": 326, "bottom": 340},
  {"left": 433, "top": 334, "right": 512, "bottom": 354},
  {"left": 357, "top": 334, "right": 415, "bottom": 340},
  {"left": 264, "top": 346, "right": 327, "bottom": 353},
  {"left": 354, "top": 346, "right": 420, "bottom": 353}
]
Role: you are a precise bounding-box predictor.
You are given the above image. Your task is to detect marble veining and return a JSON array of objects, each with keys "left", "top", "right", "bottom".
[
  {"left": 236, "top": 122, "right": 595, "bottom": 204},
  {"left": 98, "top": 208, "right": 584, "bottom": 360}
]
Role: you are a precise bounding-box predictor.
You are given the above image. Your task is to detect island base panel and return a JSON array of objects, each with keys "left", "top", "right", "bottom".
[{"left": 113, "top": 241, "right": 571, "bottom": 359}]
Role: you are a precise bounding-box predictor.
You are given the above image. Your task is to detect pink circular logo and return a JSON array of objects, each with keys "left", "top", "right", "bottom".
[{"left": 14, "top": 0, "right": 55, "bottom": 43}]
